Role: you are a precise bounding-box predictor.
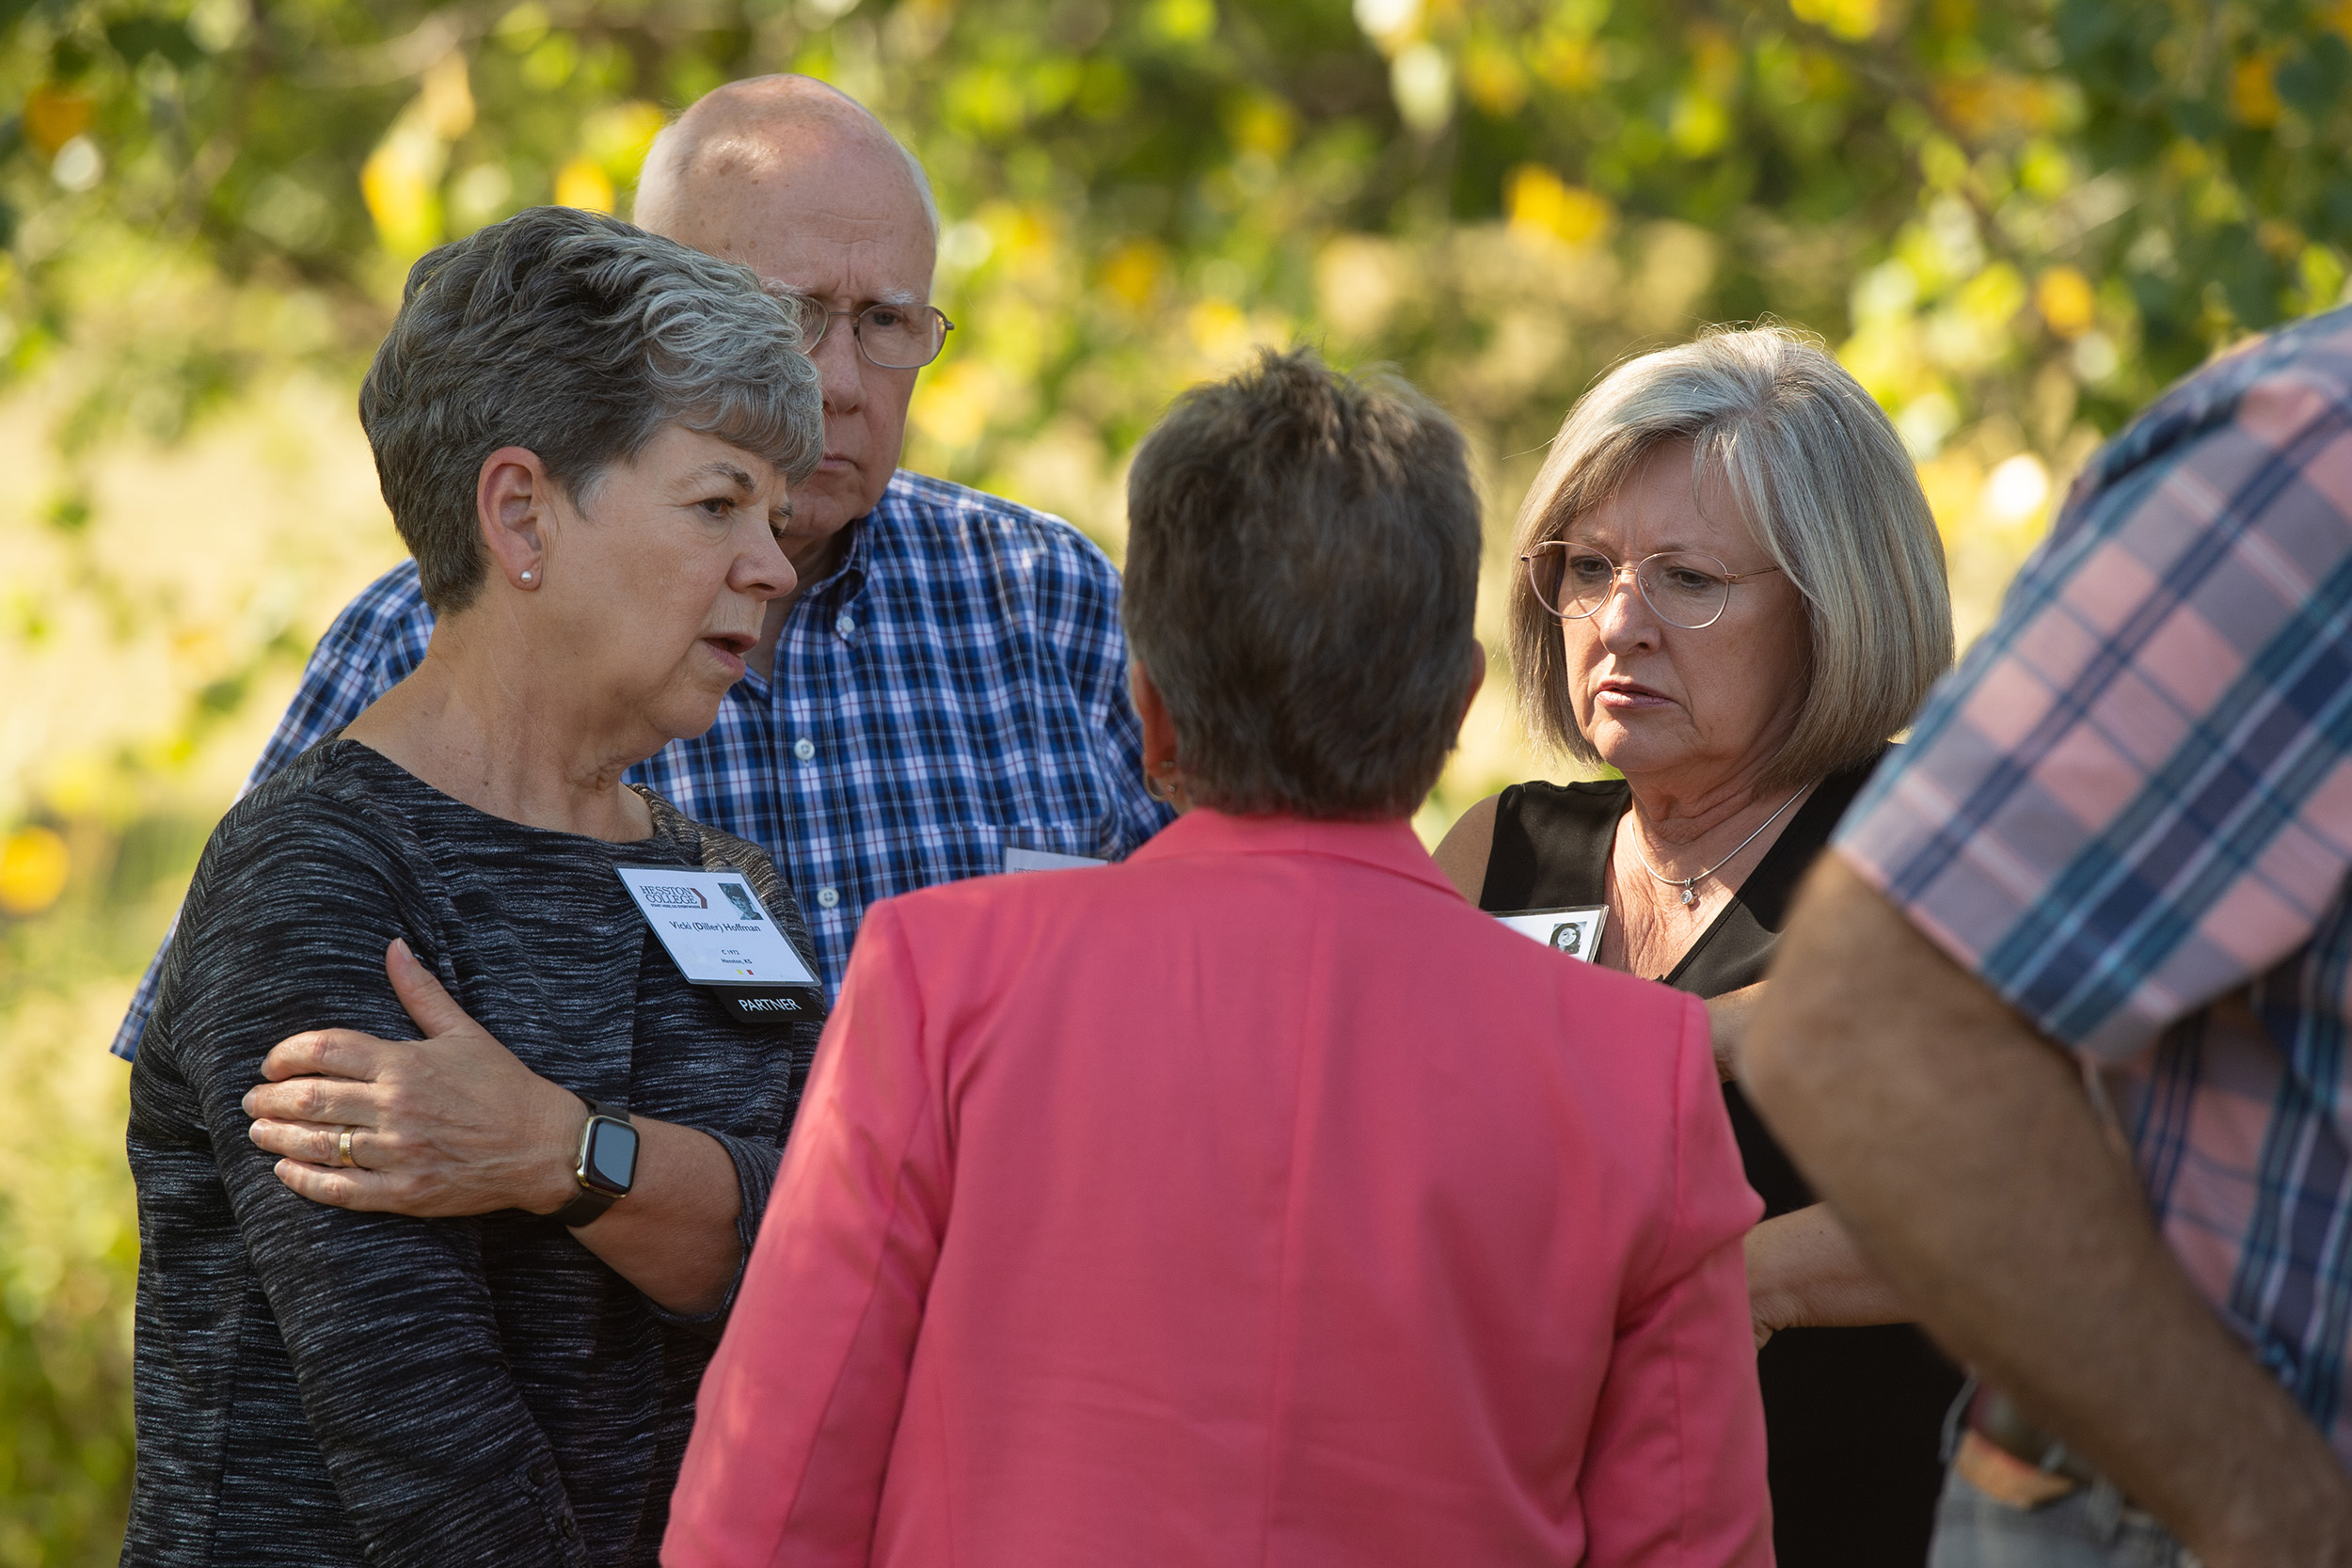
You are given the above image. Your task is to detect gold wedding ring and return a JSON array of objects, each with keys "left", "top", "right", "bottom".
[{"left": 336, "top": 1129, "right": 357, "bottom": 1168}]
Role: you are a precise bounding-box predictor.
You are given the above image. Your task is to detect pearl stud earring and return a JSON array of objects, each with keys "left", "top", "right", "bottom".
[{"left": 519, "top": 570, "right": 533, "bottom": 582}]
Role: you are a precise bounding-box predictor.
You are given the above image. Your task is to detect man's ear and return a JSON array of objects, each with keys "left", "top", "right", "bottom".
[{"left": 477, "top": 446, "right": 554, "bottom": 590}]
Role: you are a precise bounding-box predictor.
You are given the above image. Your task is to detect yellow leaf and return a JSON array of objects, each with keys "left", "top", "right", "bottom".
[
  {"left": 1958, "top": 262, "right": 2026, "bottom": 329},
  {"left": 361, "top": 129, "right": 445, "bottom": 256},
  {"left": 1790, "top": 0, "right": 1880, "bottom": 41},
  {"left": 554, "top": 157, "right": 615, "bottom": 214},
  {"left": 1460, "top": 40, "right": 1528, "bottom": 118},
  {"left": 2232, "top": 54, "right": 2280, "bottom": 129},
  {"left": 1223, "top": 93, "right": 1296, "bottom": 158},
  {"left": 911, "top": 360, "right": 995, "bottom": 448},
  {"left": 1144, "top": 0, "right": 1216, "bottom": 44},
  {"left": 1185, "top": 298, "right": 1251, "bottom": 363},
  {"left": 1100, "top": 238, "right": 1166, "bottom": 310},
  {"left": 24, "top": 86, "right": 92, "bottom": 155},
  {"left": 2035, "top": 266, "right": 2095, "bottom": 339},
  {"left": 421, "top": 51, "right": 474, "bottom": 142},
  {"left": 582, "top": 101, "right": 668, "bottom": 181},
  {"left": 1690, "top": 24, "right": 1739, "bottom": 96},
  {"left": 0, "top": 827, "right": 69, "bottom": 916},
  {"left": 1669, "top": 89, "right": 1729, "bottom": 157},
  {"left": 1506, "top": 165, "right": 1613, "bottom": 248},
  {"left": 1530, "top": 36, "right": 1599, "bottom": 92}
]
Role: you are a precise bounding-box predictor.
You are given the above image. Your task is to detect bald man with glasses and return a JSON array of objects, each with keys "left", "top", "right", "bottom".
[{"left": 108, "top": 76, "right": 1170, "bottom": 1062}]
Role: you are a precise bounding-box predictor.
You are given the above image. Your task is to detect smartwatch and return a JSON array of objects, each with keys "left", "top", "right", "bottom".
[{"left": 553, "top": 1098, "right": 638, "bottom": 1228}]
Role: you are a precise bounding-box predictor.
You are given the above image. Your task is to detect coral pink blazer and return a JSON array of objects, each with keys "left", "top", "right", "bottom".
[{"left": 665, "top": 811, "right": 1770, "bottom": 1568}]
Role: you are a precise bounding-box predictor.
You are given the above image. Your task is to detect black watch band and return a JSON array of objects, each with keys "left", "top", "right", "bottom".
[{"left": 553, "top": 1098, "right": 635, "bottom": 1229}]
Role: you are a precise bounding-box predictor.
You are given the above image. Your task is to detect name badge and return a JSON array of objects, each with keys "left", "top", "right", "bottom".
[
  {"left": 1003, "top": 847, "right": 1108, "bottom": 873},
  {"left": 615, "top": 866, "right": 826, "bottom": 1023},
  {"left": 1492, "top": 904, "right": 1608, "bottom": 960}
]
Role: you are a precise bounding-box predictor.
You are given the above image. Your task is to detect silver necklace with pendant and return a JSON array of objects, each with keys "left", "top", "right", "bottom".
[{"left": 1631, "top": 784, "right": 1812, "bottom": 911}]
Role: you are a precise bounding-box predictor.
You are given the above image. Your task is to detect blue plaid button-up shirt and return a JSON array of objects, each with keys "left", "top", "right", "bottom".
[{"left": 111, "top": 470, "right": 1171, "bottom": 1059}]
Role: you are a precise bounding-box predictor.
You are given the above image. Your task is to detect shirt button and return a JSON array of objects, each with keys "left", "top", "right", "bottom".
[
  {"left": 561, "top": 1516, "right": 578, "bottom": 1539},
  {"left": 835, "top": 612, "right": 856, "bottom": 636},
  {"left": 792, "top": 738, "right": 816, "bottom": 762},
  {"left": 817, "top": 886, "right": 840, "bottom": 910}
]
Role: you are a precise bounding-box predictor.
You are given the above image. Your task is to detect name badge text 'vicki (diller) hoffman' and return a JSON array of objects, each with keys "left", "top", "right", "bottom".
[{"left": 613, "top": 865, "right": 827, "bottom": 1024}]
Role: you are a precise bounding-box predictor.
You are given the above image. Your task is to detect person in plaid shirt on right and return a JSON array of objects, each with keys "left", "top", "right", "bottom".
[{"left": 1749, "top": 306, "right": 2352, "bottom": 1568}]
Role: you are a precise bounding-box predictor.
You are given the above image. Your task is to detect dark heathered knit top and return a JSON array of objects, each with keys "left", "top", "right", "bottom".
[{"left": 124, "top": 739, "right": 824, "bottom": 1568}]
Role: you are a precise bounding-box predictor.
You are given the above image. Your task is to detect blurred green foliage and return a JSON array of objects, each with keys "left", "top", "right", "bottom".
[
  {"left": 0, "top": 0, "right": 2345, "bottom": 501},
  {"left": 7, "top": 0, "right": 2352, "bottom": 1559}
]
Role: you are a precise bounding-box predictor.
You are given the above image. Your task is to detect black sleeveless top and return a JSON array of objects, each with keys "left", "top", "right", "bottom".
[{"left": 1481, "top": 755, "right": 1959, "bottom": 1568}]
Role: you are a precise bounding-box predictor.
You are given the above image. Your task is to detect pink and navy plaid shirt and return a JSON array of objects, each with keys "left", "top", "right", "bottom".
[{"left": 1838, "top": 303, "right": 2352, "bottom": 1454}]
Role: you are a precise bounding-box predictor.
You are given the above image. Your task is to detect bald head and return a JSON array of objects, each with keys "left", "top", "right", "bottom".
[
  {"left": 633, "top": 75, "right": 937, "bottom": 247},
  {"left": 629, "top": 76, "right": 943, "bottom": 547}
]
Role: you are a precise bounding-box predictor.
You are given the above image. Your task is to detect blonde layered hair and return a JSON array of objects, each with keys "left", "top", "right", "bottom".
[{"left": 1507, "top": 325, "right": 1953, "bottom": 787}]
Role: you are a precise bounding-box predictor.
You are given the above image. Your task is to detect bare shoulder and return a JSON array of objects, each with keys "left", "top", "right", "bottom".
[{"left": 1430, "top": 793, "right": 1503, "bottom": 902}]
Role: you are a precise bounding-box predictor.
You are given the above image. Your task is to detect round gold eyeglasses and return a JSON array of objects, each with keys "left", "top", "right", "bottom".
[
  {"left": 779, "top": 295, "right": 956, "bottom": 371},
  {"left": 1521, "top": 541, "right": 1782, "bottom": 630}
]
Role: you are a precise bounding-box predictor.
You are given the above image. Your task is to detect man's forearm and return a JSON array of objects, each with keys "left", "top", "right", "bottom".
[{"left": 1743, "top": 856, "right": 2352, "bottom": 1567}]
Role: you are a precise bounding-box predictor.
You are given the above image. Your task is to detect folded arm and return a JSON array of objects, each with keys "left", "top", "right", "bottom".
[
  {"left": 244, "top": 937, "right": 755, "bottom": 1318},
  {"left": 174, "top": 811, "right": 584, "bottom": 1566}
]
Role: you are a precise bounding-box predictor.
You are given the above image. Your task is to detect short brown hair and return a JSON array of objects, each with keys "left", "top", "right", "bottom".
[{"left": 1123, "top": 347, "right": 1481, "bottom": 819}]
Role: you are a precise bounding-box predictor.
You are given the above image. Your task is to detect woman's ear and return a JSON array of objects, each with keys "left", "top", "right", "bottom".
[
  {"left": 476, "top": 446, "right": 554, "bottom": 591},
  {"left": 1129, "top": 661, "right": 1180, "bottom": 779},
  {"left": 1457, "top": 640, "right": 1487, "bottom": 731}
]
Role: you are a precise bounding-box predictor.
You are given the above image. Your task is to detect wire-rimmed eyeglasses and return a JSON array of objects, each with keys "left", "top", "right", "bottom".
[
  {"left": 775, "top": 293, "right": 957, "bottom": 370},
  {"left": 1520, "top": 541, "right": 1782, "bottom": 630}
]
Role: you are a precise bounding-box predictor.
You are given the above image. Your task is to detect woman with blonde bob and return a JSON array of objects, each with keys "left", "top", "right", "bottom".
[{"left": 1437, "top": 324, "right": 1963, "bottom": 1566}]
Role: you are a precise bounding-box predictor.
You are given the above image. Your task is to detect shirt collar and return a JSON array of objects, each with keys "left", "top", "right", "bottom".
[
  {"left": 807, "top": 508, "right": 874, "bottom": 601},
  {"left": 1127, "top": 808, "right": 1457, "bottom": 897}
]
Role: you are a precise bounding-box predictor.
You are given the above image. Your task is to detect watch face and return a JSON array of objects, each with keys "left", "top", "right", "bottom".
[{"left": 583, "top": 1118, "right": 639, "bottom": 1196}]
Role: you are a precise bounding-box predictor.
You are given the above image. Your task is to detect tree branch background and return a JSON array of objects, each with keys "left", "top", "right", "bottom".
[{"left": 2, "top": 0, "right": 2342, "bottom": 1556}]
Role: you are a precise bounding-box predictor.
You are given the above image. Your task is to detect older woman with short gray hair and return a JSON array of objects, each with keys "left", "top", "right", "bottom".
[
  {"left": 1437, "top": 323, "right": 1962, "bottom": 1566},
  {"left": 125, "top": 206, "right": 824, "bottom": 1567}
]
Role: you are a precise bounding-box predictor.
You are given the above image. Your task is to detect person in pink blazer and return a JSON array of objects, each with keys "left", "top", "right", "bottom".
[{"left": 664, "top": 348, "right": 1772, "bottom": 1568}]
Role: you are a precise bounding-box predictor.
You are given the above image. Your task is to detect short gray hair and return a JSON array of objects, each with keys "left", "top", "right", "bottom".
[
  {"left": 1507, "top": 325, "right": 1953, "bottom": 787},
  {"left": 1125, "top": 348, "right": 1481, "bottom": 819},
  {"left": 359, "top": 205, "right": 822, "bottom": 613}
]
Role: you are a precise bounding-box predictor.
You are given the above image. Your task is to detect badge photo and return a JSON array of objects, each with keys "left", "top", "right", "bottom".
[{"left": 1491, "top": 904, "right": 1609, "bottom": 960}]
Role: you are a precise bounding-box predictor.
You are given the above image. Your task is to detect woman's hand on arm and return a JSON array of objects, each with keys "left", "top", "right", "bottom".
[
  {"left": 1744, "top": 1201, "right": 1910, "bottom": 1349},
  {"left": 245, "top": 938, "right": 745, "bottom": 1316}
]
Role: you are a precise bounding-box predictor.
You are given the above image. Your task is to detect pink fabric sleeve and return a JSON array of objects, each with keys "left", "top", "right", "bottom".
[
  {"left": 1578, "top": 993, "right": 1773, "bottom": 1568},
  {"left": 662, "top": 903, "right": 949, "bottom": 1568}
]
